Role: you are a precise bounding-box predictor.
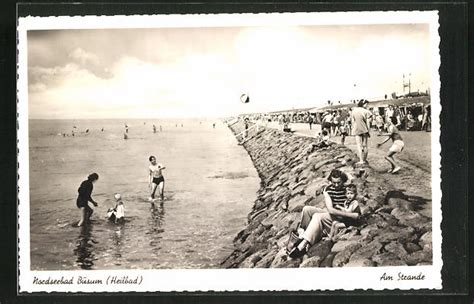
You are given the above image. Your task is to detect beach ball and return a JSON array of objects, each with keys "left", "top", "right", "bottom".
[{"left": 240, "top": 93, "right": 250, "bottom": 103}]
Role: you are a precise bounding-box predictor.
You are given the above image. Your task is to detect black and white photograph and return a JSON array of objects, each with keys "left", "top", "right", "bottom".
[{"left": 17, "top": 11, "right": 442, "bottom": 292}]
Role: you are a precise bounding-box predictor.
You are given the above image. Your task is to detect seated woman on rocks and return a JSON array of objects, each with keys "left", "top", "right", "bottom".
[{"left": 288, "top": 169, "right": 360, "bottom": 259}]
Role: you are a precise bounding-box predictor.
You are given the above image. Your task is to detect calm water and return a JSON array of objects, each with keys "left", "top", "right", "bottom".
[{"left": 28, "top": 119, "right": 260, "bottom": 270}]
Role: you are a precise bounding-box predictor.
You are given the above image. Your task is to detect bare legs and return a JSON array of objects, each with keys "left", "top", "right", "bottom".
[
  {"left": 78, "top": 207, "right": 87, "bottom": 227},
  {"left": 150, "top": 180, "right": 165, "bottom": 201},
  {"left": 384, "top": 151, "right": 400, "bottom": 173},
  {"left": 355, "top": 134, "right": 369, "bottom": 164},
  {"left": 77, "top": 205, "right": 93, "bottom": 227}
]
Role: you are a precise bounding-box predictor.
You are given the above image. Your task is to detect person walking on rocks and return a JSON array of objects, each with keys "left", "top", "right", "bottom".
[
  {"left": 376, "top": 116, "right": 405, "bottom": 174},
  {"left": 350, "top": 99, "right": 372, "bottom": 165},
  {"left": 288, "top": 169, "right": 359, "bottom": 258}
]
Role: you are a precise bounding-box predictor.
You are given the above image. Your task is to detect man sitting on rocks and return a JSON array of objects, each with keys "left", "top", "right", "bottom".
[{"left": 288, "top": 169, "right": 360, "bottom": 259}]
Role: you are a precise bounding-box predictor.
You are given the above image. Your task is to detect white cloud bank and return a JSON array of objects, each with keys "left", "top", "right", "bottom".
[{"left": 27, "top": 25, "right": 431, "bottom": 119}]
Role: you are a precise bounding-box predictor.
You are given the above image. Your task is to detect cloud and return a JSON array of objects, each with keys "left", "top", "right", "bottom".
[{"left": 68, "top": 48, "right": 100, "bottom": 66}]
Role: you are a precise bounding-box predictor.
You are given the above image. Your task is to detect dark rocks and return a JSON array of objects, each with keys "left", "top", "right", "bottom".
[
  {"left": 332, "top": 243, "right": 362, "bottom": 267},
  {"left": 349, "top": 240, "right": 383, "bottom": 262},
  {"left": 222, "top": 122, "right": 432, "bottom": 268},
  {"left": 287, "top": 195, "right": 313, "bottom": 212},
  {"left": 307, "top": 239, "right": 333, "bottom": 259},
  {"left": 404, "top": 242, "right": 422, "bottom": 254}
]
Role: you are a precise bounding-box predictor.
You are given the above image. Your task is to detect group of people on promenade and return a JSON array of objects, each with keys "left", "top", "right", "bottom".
[{"left": 75, "top": 156, "right": 166, "bottom": 227}]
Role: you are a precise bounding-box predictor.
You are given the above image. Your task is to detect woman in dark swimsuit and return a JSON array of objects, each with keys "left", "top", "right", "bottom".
[{"left": 76, "top": 173, "right": 99, "bottom": 227}]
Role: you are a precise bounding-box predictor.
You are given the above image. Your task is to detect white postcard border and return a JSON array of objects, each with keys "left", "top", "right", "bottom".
[{"left": 17, "top": 11, "right": 442, "bottom": 292}]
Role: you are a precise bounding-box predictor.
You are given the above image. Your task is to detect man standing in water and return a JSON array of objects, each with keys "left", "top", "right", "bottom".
[
  {"left": 148, "top": 155, "right": 166, "bottom": 202},
  {"left": 76, "top": 173, "right": 99, "bottom": 227},
  {"left": 351, "top": 99, "right": 373, "bottom": 165}
]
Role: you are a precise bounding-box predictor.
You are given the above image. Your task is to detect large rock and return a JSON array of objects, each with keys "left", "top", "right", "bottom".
[
  {"left": 300, "top": 256, "right": 324, "bottom": 268},
  {"left": 270, "top": 248, "right": 301, "bottom": 268},
  {"left": 287, "top": 195, "right": 313, "bottom": 212},
  {"left": 344, "top": 258, "right": 375, "bottom": 267},
  {"left": 404, "top": 249, "right": 433, "bottom": 266},
  {"left": 373, "top": 226, "right": 416, "bottom": 244},
  {"left": 419, "top": 231, "right": 432, "bottom": 251},
  {"left": 384, "top": 241, "right": 408, "bottom": 259},
  {"left": 320, "top": 252, "right": 336, "bottom": 267},
  {"left": 372, "top": 252, "right": 408, "bottom": 266},
  {"left": 254, "top": 249, "right": 278, "bottom": 268},
  {"left": 349, "top": 240, "right": 383, "bottom": 262},
  {"left": 332, "top": 243, "right": 362, "bottom": 267},
  {"left": 307, "top": 239, "right": 333, "bottom": 260},
  {"left": 304, "top": 178, "right": 327, "bottom": 197},
  {"left": 404, "top": 242, "right": 422, "bottom": 254}
]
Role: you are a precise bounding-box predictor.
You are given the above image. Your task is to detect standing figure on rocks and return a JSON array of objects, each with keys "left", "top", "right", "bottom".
[
  {"left": 148, "top": 155, "right": 166, "bottom": 202},
  {"left": 288, "top": 169, "right": 359, "bottom": 258},
  {"left": 376, "top": 116, "right": 405, "bottom": 174},
  {"left": 350, "top": 99, "right": 372, "bottom": 165}
]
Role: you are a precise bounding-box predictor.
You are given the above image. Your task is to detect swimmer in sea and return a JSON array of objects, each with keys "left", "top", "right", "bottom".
[
  {"left": 148, "top": 155, "right": 166, "bottom": 202},
  {"left": 76, "top": 173, "right": 99, "bottom": 227}
]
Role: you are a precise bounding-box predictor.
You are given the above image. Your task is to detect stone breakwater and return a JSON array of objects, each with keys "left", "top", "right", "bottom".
[{"left": 221, "top": 122, "right": 432, "bottom": 268}]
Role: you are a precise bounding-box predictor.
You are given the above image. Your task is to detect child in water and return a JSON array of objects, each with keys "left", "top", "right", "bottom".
[
  {"left": 107, "top": 193, "right": 125, "bottom": 224},
  {"left": 327, "top": 184, "right": 361, "bottom": 241}
]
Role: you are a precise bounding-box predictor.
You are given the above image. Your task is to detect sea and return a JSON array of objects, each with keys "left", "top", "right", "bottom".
[{"left": 27, "top": 118, "right": 260, "bottom": 270}]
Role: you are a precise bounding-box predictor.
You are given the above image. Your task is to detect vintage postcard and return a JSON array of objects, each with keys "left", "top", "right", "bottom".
[{"left": 17, "top": 11, "right": 442, "bottom": 292}]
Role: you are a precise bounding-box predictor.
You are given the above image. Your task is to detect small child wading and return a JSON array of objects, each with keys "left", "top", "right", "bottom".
[
  {"left": 376, "top": 116, "right": 405, "bottom": 174},
  {"left": 107, "top": 193, "right": 125, "bottom": 224}
]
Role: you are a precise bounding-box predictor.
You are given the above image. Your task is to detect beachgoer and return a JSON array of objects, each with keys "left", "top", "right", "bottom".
[
  {"left": 213, "top": 123, "right": 216, "bottom": 129},
  {"left": 76, "top": 173, "right": 99, "bottom": 227},
  {"left": 332, "top": 112, "right": 340, "bottom": 136},
  {"left": 308, "top": 115, "right": 314, "bottom": 130},
  {"left": 327, "top": 184, "right": 361, "bottom": 241},
  {"left": 148, "top": 155, "right": 166, "bottom": 202},
  {"left": 153, "top": 124, "right": 156, "bottom": 133},
  {"left": 350, "top": 99, "right": 372, "bottom": 165},
  {"left": 339, "top": 121, "right": 348, "bottom": 145},
  {"left": 125, "top": 124, "right": 129, "bottom": 133},
  {"left": 288, "top": 169, "right": 358, "bottom": 258},
  {"left": 107, "top": 193, "right": 125, "bottom": 224},
  {"left": 160, "top": 125, "right": 162, "bottom": 132},
  {"left": 321, "top": 112, "right": 333, "bottom": 135},
  {"left": 376, "top": 116, "right": 405, "bottom": 174}
]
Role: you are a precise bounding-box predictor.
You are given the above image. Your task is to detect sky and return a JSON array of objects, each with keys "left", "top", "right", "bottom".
[{"left": 27, "top": 24, "right": 432, "bottom": 119}]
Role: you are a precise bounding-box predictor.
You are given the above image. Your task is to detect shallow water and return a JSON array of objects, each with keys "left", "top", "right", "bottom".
[{"left": 28, "top": 119, "right": 260, "bottom": 270}]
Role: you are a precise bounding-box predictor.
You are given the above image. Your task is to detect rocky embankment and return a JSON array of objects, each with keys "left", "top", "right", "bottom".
[{"left": 221, "top": 122, "right": 432, "bottom": 268}]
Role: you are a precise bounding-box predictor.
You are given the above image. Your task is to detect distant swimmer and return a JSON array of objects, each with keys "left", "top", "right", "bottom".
[
  {"left": 101, "top": 127, "right": 104, "bottom": 132},
  {"left": 181, "top": 124, "right": 183, "bottom": 127},
  {"left": 125, "top": 124, "right": 129, "bottom": 133},
  {"left": 76, "top": 173, "right": 99, "bottom": 227},
  {"left": 85, "top": 129, "right": 89, "bottom": 133},
  {"left": 124, "top": 133, "right": 128, "bottom": 140},
  {"left": 160, "top": 125, "right": 162, "bottom": 132},
  {"left": 148, "top": 155, "right": 166, "bottom": 202},
  {"left": 153, "top": 124, "right": 156, "bottom": 133},
  {"left": 213, "top": 123, "right": 216, "bottom": 129}
]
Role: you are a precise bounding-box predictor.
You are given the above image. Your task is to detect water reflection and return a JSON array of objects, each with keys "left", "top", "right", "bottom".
[
  {"left": 73, "top": 224, "right": 97, "bottom": 269},
  {"left": 147, "top": 202, "right": 165, "bottom": 256}
]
